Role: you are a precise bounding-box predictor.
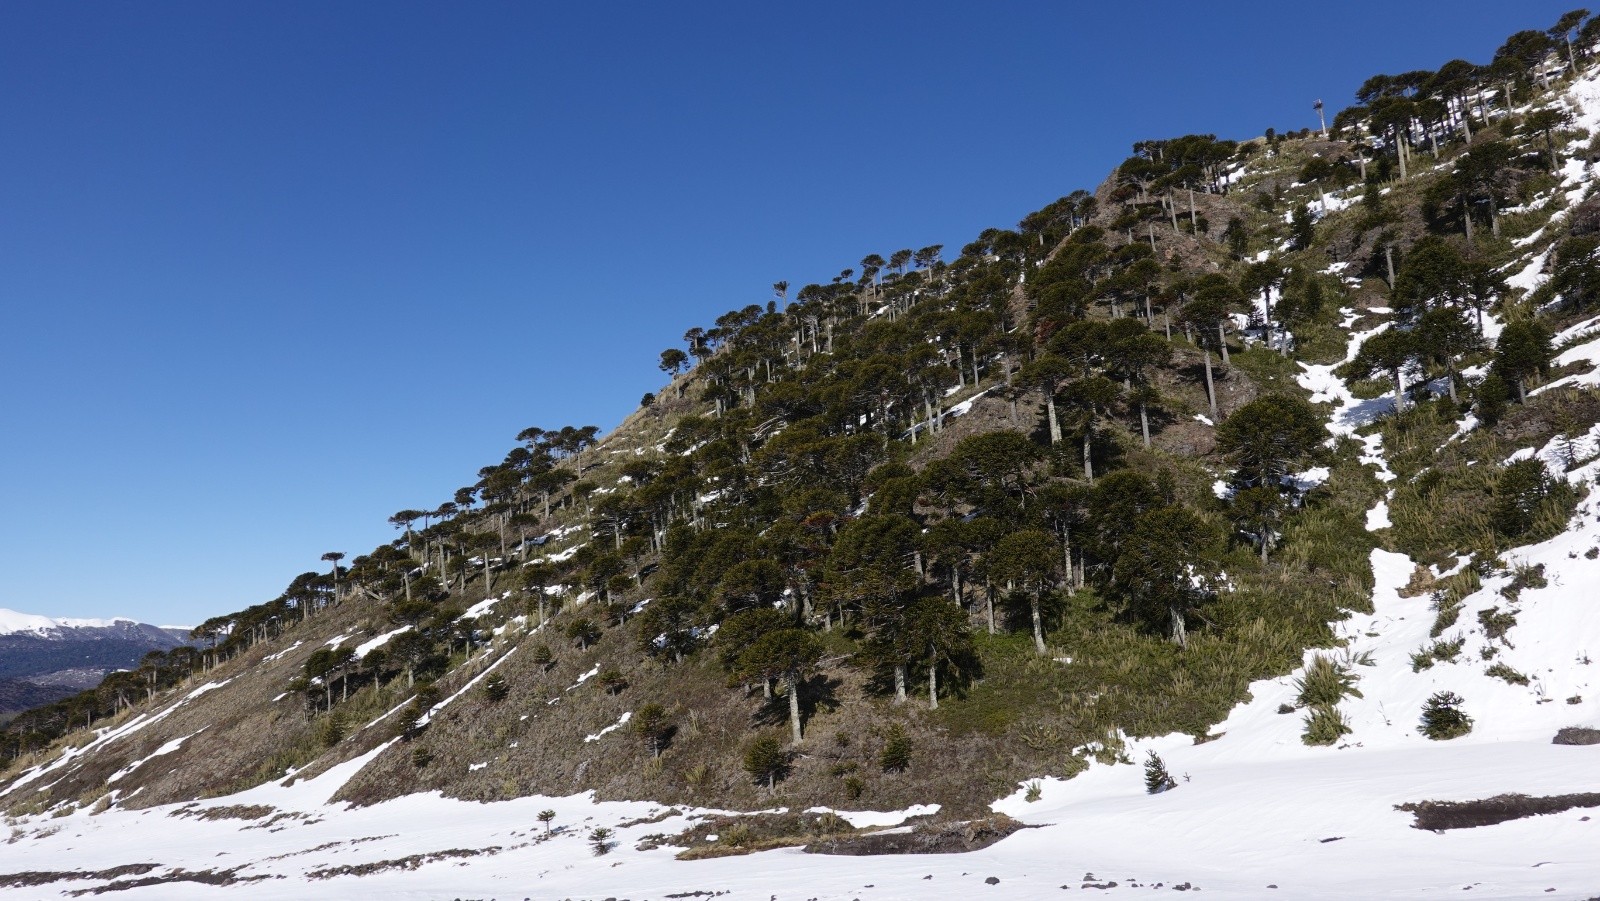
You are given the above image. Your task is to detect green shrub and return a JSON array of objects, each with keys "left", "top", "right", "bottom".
[
  {"left": 742, "top": 734, "right": 789, "bottom": 789},
  {"left": 1410, "top": 636, "right": 1465, "bottom": 672},
  {"left": 1492, "top": 461, "right": 1577, "bottom": 541},
  {"left": 1485, "top": 662, "right": 1530, "bottom": 685},
  {"left": 1301, "top": 704, "right": 1352, "bottom": 746},
  {"left": 1478, "top": 607, "right": 1518, "bottom": 643},
  {"left": 1294, "top": 655, "right": 1362, "bottom": 708},
  {"left": 1143, "top": 751, "right": 1176, "bottom": 794},
  {"left": 879, "top": 724, "right": 912, "bottom": 773},
  {"left": 1024, "top": 780, "right": 1043, "bottom": 802},
  {"left": 1418, "top": 691, "right": 1473, "bottom": 740},
  {"left": 1500, "top": 563, "right": 1547, "bottom": 601},
  {"left": 843, "top": 775, "right": 865, "bottom": 801},
  {"left": 313, "top": 713, "right": 346, "bottom": 749},
  {"left": 481, "top": 673, "right": 509, "bottom": 703},
  {"left": 598, "top": 669, "right": 627, "bottom": 694},
  {"left": 1429, "top": 590, "right": 1464, "bottom": 636}
]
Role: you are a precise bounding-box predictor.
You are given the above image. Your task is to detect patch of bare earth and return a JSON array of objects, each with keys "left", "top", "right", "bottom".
[
  {"left": 804, "top": 814, "right": 1034, "bottom": 855},
  {"left": 1398, "top": 792, "right": 1600, "bottom": 831}
]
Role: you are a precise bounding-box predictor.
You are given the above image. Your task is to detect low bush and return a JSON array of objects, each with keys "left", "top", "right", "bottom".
[
  {"left": 1294, "top": 655, "right": 1362, "bottom": 708},
  {"left": 1301, "top": 704, "right": 1352, "bottom": 745},
  {"left": 1418, "top": 691, "right": 1473, "bottom": 740}
]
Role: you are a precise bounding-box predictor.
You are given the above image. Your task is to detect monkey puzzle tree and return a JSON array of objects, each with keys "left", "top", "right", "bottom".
[
  {"left": 1525, "top": 107, "right": 1571, "bottom": 172},
  {"left": 1550, "top": 234, "right": 1600, "bottom": 311},
  {"left": 1112, "top": 506, "right": 1223, "bottom": 647},
  {"left": 1493, "top": 319, "right": 1554, "bottom": 402},
  {"left": 737, "top": 628, "right": 825, "bottom": 744},
  {"left": 1177, "top": 278, "right": 1239, "bottom": 418},
  {"left": 906, "top": 595, "right": 972, "bottom": 710},
  {"left": 1215, "top": 394, "right": 1324, "bottom": 487},
  {"left": 986, "top": 529, "right": 1059, "bottom": 653},
  {"left": 635, "top": 594, "right": 701, "bottom": 664},
  {"left": 1417, "top": 305, "right": 1482, "bottom": 404},
  {"left": 1349, "top": 328, "right": 1420, "bottom": 414},
  {"left": 659, "top": 347, "right": 690, "bottom": 375},
  {"left": 1231, "top": 485, "right": 1289, "bottom": 563},
  {"left": 632, "top": 703, "right": 673, "bottom": 757},
  {"left": 1106, "top": 322, "right": 1171, "bottom": 447},
  {"left": 320, "top": 552, "right": 345, "bottom": 603},
  {"left": 1017, "top": 354, "right": 1075, "bottom": 445}
]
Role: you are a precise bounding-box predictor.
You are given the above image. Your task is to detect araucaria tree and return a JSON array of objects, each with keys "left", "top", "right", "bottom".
[
  {"left": 738, "top": 628, "right": 824, "bottom": 744},
  {"left": 1111, "top": 507, "right": 1223, "bottom": 646},
  {"left": 1215, "top": 395, "right": 1323, "bottom": 487}
]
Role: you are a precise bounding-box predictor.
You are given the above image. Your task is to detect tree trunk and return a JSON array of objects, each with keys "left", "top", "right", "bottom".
[
  {"left": 1203, "top": 350, "right": 1218, "bottom": 420},
  {"left": 985, "top": 582, "right": 996, "bottom": 635},
  {"left": 787, "top": 672, "right": 803, "bottom": 744},
  {"left": 1062, "top": 534, "right": 1075, "bottom": 596},
  {"left": 1170, "top": 606, "right": 1188, "bottom": 648},
  {"left": 893, "top": 664, "right": 906, "bottom": 704},
  {"left": 1030, "top": 596, "right": 1045, "bottom": 654},
  {"left": 1082, "top": 427, "right": 1094, "bottom": 481},
  {"left": 1394, "top": 368, "right": 1406, "bottom": 414},
  {"left": 1488, "top": 195, "right": 1500, "bottom": 238},
  {"left": 1046, "top": 393, "right": 1061, "bottom": 444},
  {"left": 928, "top": 651, "right": 939, "bottom": 710},
  {"left": 1139, "top": 402, "right": 1151, "bottom": 448},
  {"left": 1217, "top": 324, "right": 1230, "bottom": 364}
]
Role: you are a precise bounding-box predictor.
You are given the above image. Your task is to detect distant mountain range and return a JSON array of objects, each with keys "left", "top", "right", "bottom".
[{"left": 0, "top": 609, "right": 190, "bottom": 717}]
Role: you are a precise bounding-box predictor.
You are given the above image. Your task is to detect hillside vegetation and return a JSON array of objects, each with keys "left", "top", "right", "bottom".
[{"left": 4, "top": 10, "right": 1599, "bottom": 828}]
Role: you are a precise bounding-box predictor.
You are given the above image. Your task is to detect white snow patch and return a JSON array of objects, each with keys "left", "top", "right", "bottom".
[
  {"left": 354, "top": 626, "right": 411, "bottom": 659},
  {"left": 584, "top": 711, "right": 632, "bottom": 743},
  {"left": 107, "top": 728, "right": 205, "bottom": 783}
]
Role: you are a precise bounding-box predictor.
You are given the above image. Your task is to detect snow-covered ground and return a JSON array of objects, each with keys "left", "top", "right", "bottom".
[{"left": 3, "top": 552, "right": 1597, "bottom": 900}]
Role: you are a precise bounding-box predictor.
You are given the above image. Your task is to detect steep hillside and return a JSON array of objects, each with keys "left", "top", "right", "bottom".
[{"left": 4, "top": 13, "right": 1600, "bottom": 899}]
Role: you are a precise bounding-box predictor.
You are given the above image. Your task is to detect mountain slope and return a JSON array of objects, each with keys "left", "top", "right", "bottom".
[{"left": 4, "top": 13, "right": 1600, "bottom": 899}]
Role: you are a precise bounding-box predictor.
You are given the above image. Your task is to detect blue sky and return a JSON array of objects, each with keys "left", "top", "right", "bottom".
[{"left": 0, "top": 1, "right": 1574, "bottom": 626}]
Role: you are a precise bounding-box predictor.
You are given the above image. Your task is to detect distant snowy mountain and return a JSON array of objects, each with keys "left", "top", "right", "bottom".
[{"left": 0, "top": 608, "right": 190, "bottom": 715}]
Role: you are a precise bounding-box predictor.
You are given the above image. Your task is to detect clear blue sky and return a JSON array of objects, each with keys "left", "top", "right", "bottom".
[{"left": 0, "top": 1, "right": 1573, "bottom": 627}]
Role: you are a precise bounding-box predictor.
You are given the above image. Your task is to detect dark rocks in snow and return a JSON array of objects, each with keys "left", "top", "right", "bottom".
[{"left": 1551, "top": 726, "right": 1600, "bottom": 745}]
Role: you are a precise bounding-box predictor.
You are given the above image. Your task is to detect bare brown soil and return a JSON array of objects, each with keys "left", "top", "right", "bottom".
[{"left": 1398, "top": 792, "right": 1600, "bottom": 831}]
